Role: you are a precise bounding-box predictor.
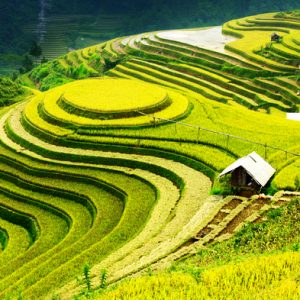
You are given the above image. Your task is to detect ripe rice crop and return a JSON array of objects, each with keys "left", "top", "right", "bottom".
[{"left": 95, "top": 251, "right": 300, "bottom": 300}]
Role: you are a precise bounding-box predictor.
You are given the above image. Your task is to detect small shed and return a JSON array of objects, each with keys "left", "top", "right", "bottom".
[
  {"left": 219, "top": 152, "right": 276, "bottom": 196},
  {"left": 271, "top": 32, "right": 281, "bottom": 42}
]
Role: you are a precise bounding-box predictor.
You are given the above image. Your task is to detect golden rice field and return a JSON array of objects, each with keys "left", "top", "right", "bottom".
[
  {"left": 94, "top": 251, "right": 300, "bottom": 300},
  {"left": 33, "top": 78, "right": 190, "bottom": 127},
  {"left": 62, "top": 78, "right": 168, "bottom": 112},
  {"left": 0, "top": 9, "right": 300, "bottom": 299}
]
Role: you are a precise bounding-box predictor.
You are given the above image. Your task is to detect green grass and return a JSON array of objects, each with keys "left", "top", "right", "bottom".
[{"left": 7, "top": 79, "right": 300, "bottom": 190}]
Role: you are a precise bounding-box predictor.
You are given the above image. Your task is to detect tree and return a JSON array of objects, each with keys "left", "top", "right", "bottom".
[
  {"left": 11, "top": 71, "right": 18, "bottom": 81},
  {"left": 20, "top": 55, "right": 34, "bottom": 73},
  {"left": 29, "top": 41, "right": 42, "bottom": 58},
  {"left": 41, "top": 56, "right": 48, "bottom": 64}
]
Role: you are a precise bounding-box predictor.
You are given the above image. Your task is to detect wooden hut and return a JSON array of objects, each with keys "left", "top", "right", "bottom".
[
  {"left": 271, "top": 32, "right": 281, "bottom": 42},
  {"left": 219, "top": 152, "right": 275, "bottom": 196}
]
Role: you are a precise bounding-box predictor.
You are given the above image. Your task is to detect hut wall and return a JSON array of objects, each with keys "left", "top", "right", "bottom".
[
  {"left": 230, "top": 167, "right": 261, "bottom": 196},
  {"left": 231, "top": 167, "right": 247, "bottom": 186}
]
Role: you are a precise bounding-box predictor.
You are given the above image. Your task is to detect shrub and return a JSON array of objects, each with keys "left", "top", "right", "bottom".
[
  {"left": 99, "top": 270, "right": 107, "bottom": 290},
  {"left": 210, "top": 174, "right": 233, "bottom": 196},
  {"left": 83, "top": 264, "right": 92, "bottom": 292},
  {"left": 39, "top": 74, "right": 73, "bottom": 91}
]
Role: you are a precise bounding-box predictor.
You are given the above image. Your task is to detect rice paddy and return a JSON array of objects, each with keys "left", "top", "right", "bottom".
[{"left": 0, "top": 9, "right": 300, "bottom": 299}]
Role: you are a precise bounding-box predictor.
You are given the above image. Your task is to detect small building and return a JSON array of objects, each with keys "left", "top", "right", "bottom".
[
  {"left": 219, "top": 152, "right": 276, "bottom": 196},
  {"left": 271, "top": 32, "right": 281, "bottom": 42}
]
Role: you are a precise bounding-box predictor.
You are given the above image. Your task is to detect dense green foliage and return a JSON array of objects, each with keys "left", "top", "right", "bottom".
[
  {"left": 0, "top": 1, "right": 38, "bottom": 54},
  {"left": 107, "top": 0, "right": 300, "bottom": 33},
  {"left": 0, "top": 77, "right": 25, "bottom": 107}
]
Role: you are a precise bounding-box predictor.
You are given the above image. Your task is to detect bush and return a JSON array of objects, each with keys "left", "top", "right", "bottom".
[
  {"left": 210, "top": 174, "right": 233, "bottom": 196},
  {"left": 0, "top": 76, "right": 24, "bottom": 107},
  {"left": 295, "top": 176, "right": 300, "bottom": 191},
  {"left": 30, "top": 65, "right": 50, "bottom": 81},
  {"left": 39, "top": 74, "right": 73, "bottom": 91}
]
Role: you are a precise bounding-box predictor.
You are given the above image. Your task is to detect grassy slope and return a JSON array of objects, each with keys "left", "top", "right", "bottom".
[
  {"left": 86, "top": 199, "right": 300, "bottom": 299},
  {"left": 0, "top": 77, "right": 29, "bottom": 107},
  {"left": 92, "top": 251, "right": 300, "bottom": 299}
]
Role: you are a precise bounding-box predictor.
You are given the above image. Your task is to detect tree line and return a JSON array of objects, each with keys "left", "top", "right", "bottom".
[{"left": 0, "top": 0, "right": 299, "bottom": 55}]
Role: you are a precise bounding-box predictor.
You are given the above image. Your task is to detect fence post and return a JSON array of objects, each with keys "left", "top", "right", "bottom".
[
  {"left": 226, "top": 135, "right": 230, "bottom": 149},
  {"left": 264, "top": 144, "right": 267, "bottom": 159}
]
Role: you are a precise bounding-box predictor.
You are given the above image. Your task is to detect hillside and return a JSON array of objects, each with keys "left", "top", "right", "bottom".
[
  {"left": 88, "top": 198, "right": 300, "bottom": 299},
  {"left": 0, "top": 0, "right": 300, "bottom": 75},
  {"left": 0, "top": 10, "right": 300, "bottom": 299},
  {"left": 0, "top": 77, "right": 29, "bottom": 107}
]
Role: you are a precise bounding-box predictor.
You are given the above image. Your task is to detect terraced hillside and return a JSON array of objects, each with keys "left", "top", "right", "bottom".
[
  {"left": 1, "top": 10, "right": 300, "bottom": 299},
  {"left": 23, "top": 14, "right": 125, "bottom": 61}
]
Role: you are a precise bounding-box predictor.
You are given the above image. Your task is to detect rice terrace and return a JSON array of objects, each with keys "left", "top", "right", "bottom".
[{"left": 0, "top": 4, "right": 300, "bottom": 300}]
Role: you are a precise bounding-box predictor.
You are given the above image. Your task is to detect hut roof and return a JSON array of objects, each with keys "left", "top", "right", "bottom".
[
  {"left": 271, "top": 32, "right": 280, "bottom": 37},
  {"left": 219, "top": 151, "right": 276, "bottom": 187}
]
